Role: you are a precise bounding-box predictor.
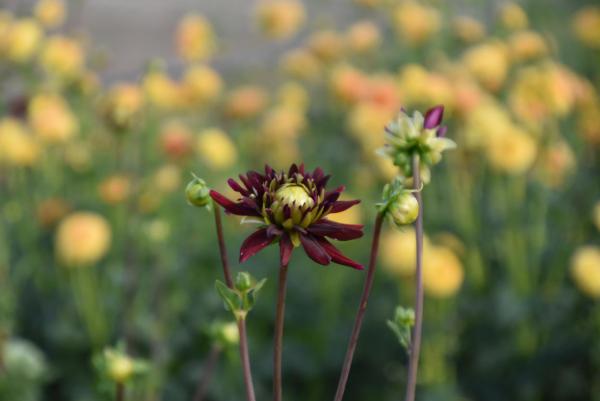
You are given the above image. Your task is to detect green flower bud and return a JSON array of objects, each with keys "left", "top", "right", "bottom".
[
  {"left": 185, "top": 176, "right": 210, "bottom": 207},
  {"left": 389, "top": 192, "right": 419, "bottom": 226},
  {"left": 235, "top": 272, "right": 253, "bottom": 292}
]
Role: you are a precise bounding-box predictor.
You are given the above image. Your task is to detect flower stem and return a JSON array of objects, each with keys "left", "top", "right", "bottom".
[
  {"left": 404, "top": 154, "right": 424, "bottom": 401},
  {"left": 273, "top": 263, "right": 289, "bottom": 401},
  {"left": 193, "top": 345, "right": 222, "bottom": 401},
  {"left": 333, "top": 212, "right": 384, "bottom": 401},
  {"left": 116, "top": 382, "right": 125, "bottom": 401},
  {"left": 238, "top": 318, "right": 257, "bottom": 401},
  {"left": 213, "top": 201, "right": 234, "bottom": 288},
  {"left": 211, "top": 202, "right": 256, "bottom": 401}
]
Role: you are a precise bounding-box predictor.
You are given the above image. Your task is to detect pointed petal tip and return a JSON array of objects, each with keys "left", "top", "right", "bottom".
[{"left": 424, "top": 105, "right": 444, "bottom": 129}]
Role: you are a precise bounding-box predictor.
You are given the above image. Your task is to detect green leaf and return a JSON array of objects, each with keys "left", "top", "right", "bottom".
[{"left": 215, "top": 280, "right": 241, "bottom": 313}]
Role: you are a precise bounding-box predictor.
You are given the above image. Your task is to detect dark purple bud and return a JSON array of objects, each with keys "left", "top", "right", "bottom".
[
  {"left": 424, "top": 105, "right": 444, "bottom": 129},
  {"left": 436, "top": 125, "right": 448, "bottom": 137}
]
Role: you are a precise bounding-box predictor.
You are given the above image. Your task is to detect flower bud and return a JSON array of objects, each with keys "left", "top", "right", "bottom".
[
  {"left": 235, "top": 272, "right": 253, "bottom": 292},
  {"left": 388, "top": 192, "right": 419, "bottom": 226},
  {"left": 107, "top": 353, "right": 134, "bottom": 383},
  {"left": 185, "top": 176, "right": 210, "bottom": 207}
]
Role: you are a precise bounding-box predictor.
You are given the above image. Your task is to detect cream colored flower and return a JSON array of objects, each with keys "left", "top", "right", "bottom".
[
  {"left": 40, "top": 36, "right": 85, "bottom": 80},
  {"left": 571, "top": 246, "right": 600, "bottom": 298},
  {"left": 4, "top": 18, "right": 43, "bottom": 62},
  {"left": 55, "top": 212, "right": 112, "bottom": 267}
]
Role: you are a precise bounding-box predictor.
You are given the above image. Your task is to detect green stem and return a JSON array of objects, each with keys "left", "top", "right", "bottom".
[
  {"left": 332, "top": 213, "right": 384, "bottom": 401},
  {"left": 404, "top": 154, "right": 424, "bottom": 401},
  {"left": 273, "top": 263, "right": 289, "bottom": 401}
]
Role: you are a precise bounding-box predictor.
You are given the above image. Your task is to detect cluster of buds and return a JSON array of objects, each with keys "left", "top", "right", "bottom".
[
  {"left": 387, "top": 306, "right": 415, "bottom": 353},
  {"left": 215, "top": 272, "right": 267, "bottom": 321},
  {"left": 378, "top": 105, "right": 455, "bottom": 185}
]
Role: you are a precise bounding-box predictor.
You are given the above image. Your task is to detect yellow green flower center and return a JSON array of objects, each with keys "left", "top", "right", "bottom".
[{"left": 275, "top": 184, "right": 314, "bottom": 209}]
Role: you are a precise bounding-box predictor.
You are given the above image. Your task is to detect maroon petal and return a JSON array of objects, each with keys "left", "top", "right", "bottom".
[
  {"left": 279, "top": 233, "right": 293, "bottom": 267},
  {"left": 300, "top": 234, "right": 331, "bottom": 265},
  {"left": 330, "top": 199, "right": 361, "bottom": 213},
  {"left": 317, "top": 237, "right": 364, "bottom": 270},
  {"left": 424, "top": 105, "right": 444, "bottom": 129},
  {"left": 308, "top": 219, "right": 364, "bottom": 241},
  {"left": 227, "top": 178, "right": 249, "bottom": 196},
  {"left": 210, "top": 190, "right": 260, "bottom": 216},
  {"left": 239, "top": 228, "right": 273, "bottom": 263}
]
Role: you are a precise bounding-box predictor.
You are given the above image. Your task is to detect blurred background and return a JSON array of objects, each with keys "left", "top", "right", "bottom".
[{"left": 0, "top": 0, "right": 599, "bottom": 400}]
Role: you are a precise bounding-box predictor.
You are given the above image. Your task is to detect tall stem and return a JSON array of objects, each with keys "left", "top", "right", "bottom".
[
  {"left": 333, "top": 213, "right": 384, "bottom": 401},
  {"left": 193, "top": 345, "right": 222, "bottom": 401},
  {"left": 238, "top": 319, "right": 257, "bottom": 401},
  {"left": 404, "top": 155, "right": 424, "bottom": 401},
  {"left": 213, "top": 201, "right": 234, "bottom": 288},
  {"left": 273, "top": 263, "right": 289, "bottom": 401},
  {"left": 211, "top": 203, "right": 256, "bottom": 401},
  {"left": 116, "top": 382, "right": 125, "bottom": 401}
]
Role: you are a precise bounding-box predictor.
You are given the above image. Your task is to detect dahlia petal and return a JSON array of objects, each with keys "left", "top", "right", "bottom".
[
  {"left": 424, "top": 105, "right": 444, "bottom": 129},
  {"left": 210, "top": 190, "right": 260, "bottom": 216},
  {"left": 316, "top": 175, "right": 331, "bottom": 188},
  {"left": 330, "top": 200, "right": 361, "bottom": 213},
  {"left": 279, "top": 233, "right": 293, "bottom": 266},
  {"left": 239, "top": 228, "right": 273, "bottom": 263},
  {"left": 308, "top": 219, "right": 364, "bottom": 241},
  {"left": 267, "top": 224, "right": 283, "bottom": 238},
  {"left": 436, "top": 125, "right": 448, "bottom": 137},
  {"left": 265, "top": 164, "right": 274, "bottom": 176},
  {"left": 300, "top": 234, "right": 331, "bottom": 265},
  {"left": 317, "top": 237, "right": 363, "bottom": 270},
  {"left": 312, "top": 167, "right": 324, "bottom": 182},
  {"left": 227, "top": 178, "right": 249, "bottom": 196}
]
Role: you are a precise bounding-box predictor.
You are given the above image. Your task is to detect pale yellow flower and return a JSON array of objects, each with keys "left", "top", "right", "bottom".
[
  {"left": 182, "top": 64, "right": 222, "bottom": 105},
  {"left": 345, "top": 20, "right": 381, "bottom": 53},
  {"left": 572, "top": 6, "right": 600, "bottom": 49},
  {"left": 463, "top": 41, "right": 509, "bottom": 91},
  {"left": 103, "top": 83, "right": 144, "bottom": 130},
  {"left": 55, "top": 212, "right": 112, "bottom": 267},
  {"left": 196, "top": 128, "right": 237, "bottom": 170},
  {"left": 224, "top": 86, "right": 268, "bottom": 119},
  {"left": 393, "top": 1, "right": 441, "bottom": 46},
  {"left": 28, "top": 93, "right": 78, "bottom": 143},
  {"left": 280, "top": 48, "right": 322, "bottom": 81},
  {"left": 508, "top": 31, "right": 548, "bottom": 62},
  {"left": 260, "top": 106, "right": 306, "bottom": 139},
  {"left": 329, "top": 64, "right": 368, "bottom": 105},
  {"left": 4, "top": 18, "right": 43, "bottom": 62},
  {"left": 570, "top": 246, "right": 600, "bottom": 298},
  {"left": 40, "top": 36, "right": 85, "bottom": 80},
  {"left": 143, "top": 70, "right": 183, "bottom": 110},
  {"left": 423, "top": 246, "right": 464, "bottom": 298},
  {"left": 381, "top": 228, "right": 431, "bottom": 277},
  {"left": 175, "top": 14, "right": 216, "bottom": 62},
  {"left": 307, "top": 30, "right": 345, "bottom": 63},
  {"left": 463, "top": 100, "right": 513, "bottom": 149},
  {"left": 34, "top": 0, "right": 65, "bottom": 28},
  {"left": 452, "top": 16, "right": 486, "bottom": 43},
  {"left": 256, "top": 0, "right": 305, "bottom": 40},
  {"left": 347, "top": 102, "right": 393, "bottom": 152},
  {"left": 485, "top": 126, "right": 537, "bottom": 174},
  {"left": 0, "top": 118, "right": 41, "bottom": 167},
  {"left": 98, "top": 175, "right": 131, "bottom": 205},
  {"left": 277, "top": 82, "right": 309, "bottom": 111},
  {"left": 535, "top": 140, "right": 575, "bottom": 189},
  {"left": 154, "top": 164, "right": 181, "bottom": 193},
  {"left": 499, "top": 2, "right": 528, "bottom": 31}
]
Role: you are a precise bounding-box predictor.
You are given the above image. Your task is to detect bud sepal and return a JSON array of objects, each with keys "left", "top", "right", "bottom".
[
  {"left": 387, "top": 306, "right": 415, "bottom": 353},
  {"left": 215, "top": 272, "right": 267, "bottom": 321}
]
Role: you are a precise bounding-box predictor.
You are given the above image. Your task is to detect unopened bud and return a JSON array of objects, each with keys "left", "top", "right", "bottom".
[
  {"left": 389, "top": 192, "right": 419, "bottom": 226},
  {"left": 235, "top": 272, "right": 253, "bottom": 292},
  {"left": 185, "top": 176, "right": 210, "bottom": 207}
]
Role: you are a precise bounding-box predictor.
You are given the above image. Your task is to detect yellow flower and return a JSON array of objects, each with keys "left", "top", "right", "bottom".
[
  {"left": 182, "top": 64, "right": 222, "bottom": 105},
  {"left": 463, "top": 41, "right": 509, "bottom": 91},
  {"left": 4, "top": 18, "right": 43, "bottom": 62},
  {"left": 154, "top": 164, "right": 181, "bottom": 193},
  {"left": 307, "top": 30, "right": 345, "bottom": 63},
  {"left": 535, "top": 140, "right": 575, "bottom": 189},
  {"left": 463, "top": 101, "right": 513, "bottom": 148},
  {"left": 55, "top": 212, "right": 112, "bottom": 267},
  {"left": 508, "top": 31, "right": 548, "bottom": 62},
  {"left": 345, "top": 21, "right": 381, "bottom": 53},
  {"left": 452, "top": 16, "right": 486, "bottom": 43},
  {"left": 570, "top": 246, "right": 600, "bottom": 298},
  {"left": 98, "top": 175, "right": 131, "bottom": 205},
  {"left": 224, "top": 85, "right": 268, "bottom": 119},
  {"left": 329, "top": 64, "right": 368, "bottom": 105},
  {"left": 196, "top": 128, "right": 237, "bottom": 170},
  {"left": 175, "top": 14, "right": 216, "bottom": 62},
  {"left": 34, "top": 0, "right": 65, "bottom": 28},
  {"left": 277, "top": 82, "right": 309, "bottom": 111},
  {"left": 0, "top": 118, "right": 41, "bottom": 167},
  {"left": 103, "top": 83, "right": 144, "bottom": 131},
  {"left": 28, "top": 93, "right": 78, "bottom": 143},
  {"left": 499, "top": 2, "right": 528, "bottom": 31},
  {"left": 485, "top": 125, "right": 537, "bottom": 175},
  {"left": 280, "top": 48, "right": 322, "bottom": 81},
  {"left": 381, "top": 228, "right": 431, "bottom": 277},
  {"left": 159, "top": 121, "right": 194, "bottom": 160},
  {"left": 40, "top": 36, "right": 85, "bottom": 80},
  {"left": 347, "top": 102, "right": 393, "bottom": 153},
  {"left": 260, "top": 106, "right": 306, "bottom": 139},
  {"left": 508, "top": 63, "right": 576, "bottom": 123},
  {"left": 393, "top": 1, "right": 441, "bottom": 46},
  {"left": 593, "top": 202, "right": 600, "bottom": 232},
  {"left": 397, "top": 64, "right": 430, "bottom": 106},
  {"left": 572, "top": 6, "right": 600, "bottom": 49},
  {"left": 256, "top": 0, "right": 305, "bottom": 40},
  {"left": 422, "top": 246, "right": 464, "bottom": 298},
  {"left": 143, "top": 70, "right": 183, "bottom": 110}
]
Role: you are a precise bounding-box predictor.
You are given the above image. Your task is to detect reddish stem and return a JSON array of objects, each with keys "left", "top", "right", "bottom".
[
  {"left": 238, "top": 318, "right": 257, "bottom": 401},
  {"left": 273, "top": 263, "right": 289, "bottom": 401},
  {"left": 213, "top": 201, "right": 234, "bottom": 288}
]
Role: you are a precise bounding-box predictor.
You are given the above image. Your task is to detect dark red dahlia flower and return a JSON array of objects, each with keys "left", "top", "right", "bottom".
[{"left": 210, "top": 164, "right": 364, "bottom": 269}]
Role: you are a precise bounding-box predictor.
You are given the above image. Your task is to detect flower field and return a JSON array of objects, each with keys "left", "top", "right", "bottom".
[{"left": 0, "top": 0, "right": 599, "bottom": 400}]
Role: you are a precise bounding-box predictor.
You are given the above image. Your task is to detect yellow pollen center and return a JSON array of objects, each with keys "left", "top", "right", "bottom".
[{"left": 275, "top": 184, "right": 314, "bottom": 208}]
